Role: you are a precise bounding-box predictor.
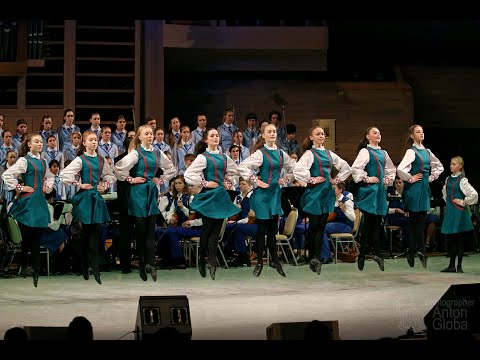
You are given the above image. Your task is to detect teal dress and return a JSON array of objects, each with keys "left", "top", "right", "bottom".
[
  {"left": 403, "top": 147, "right": 431, "bottom": 212},
  {"left": 441, "top": 175, "right": 473, "bottom": 235},
  {"left": 190, "top": 152, "right": 240, "bottom": 219},
  {"left": 11, "top": 155, "right": 49, "bottom": 228},
  {"left": 128, "top": 147, "right": 161, "bottom": 217},
  {"left": 300, "top": 149, "right": 335, "bottom": 215},
  {"left": 71, "top": 155, "right": 111, "bottom": 224},
  {"left": 356, "top": 148, "right": 388, "bottom": 216},
  {"left": 250, "top": 147, "right": 284, "bottom": 220}
]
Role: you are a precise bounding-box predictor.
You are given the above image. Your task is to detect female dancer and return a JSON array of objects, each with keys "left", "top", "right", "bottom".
[
  {"left": 397, "top": 125, "right": 444, "bottom": 268},
  {"left": 351, "top": 126, "right": 396, "bottom": 271},
  {"left": 238, "top": 123, "right": 296, "bottom": 277},
  {"left": 114, "top": 125, "right": 175, "bottom": 281},
  {"left": 60, "top": 130, "right": 116, "bottom": 284},
  {"left": 184, "top": 128, "right": 240, "bottom": 280},
  {"left": 2, "top": 134, "right": 51, "bottom": 287},
  {"left": 440, "top": 156, "right": 477, "bottom": 273},
  {"left": 293, "top": 126, "right": 352, "bottom": 275}
]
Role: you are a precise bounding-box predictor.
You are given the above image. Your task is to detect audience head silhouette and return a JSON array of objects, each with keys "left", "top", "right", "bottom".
[
  {"left": 304, "top": 320, "right": 332, "bottom": 341},
  {"left": 68, "top": 316, "right": 93, "bottom": 342},
  {"left": 4, "top": 327, "right": 28, "bottom": 343}
]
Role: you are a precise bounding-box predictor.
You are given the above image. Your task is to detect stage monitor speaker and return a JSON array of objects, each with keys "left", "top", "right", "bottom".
[
  {"left": 135, "top": 295, "right": 191, "bottom": 341},
  {"left": 423, "top": 283, "right": 480, "bottom": 338},
  {"left": 23, "top": 326, "right": 69, "bottom": 340},
  {"left": 266, "top": 321, "right": 340, "bottom": 340}
]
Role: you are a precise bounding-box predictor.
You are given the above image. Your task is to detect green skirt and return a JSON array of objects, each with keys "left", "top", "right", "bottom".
[
  {"left": 72, "top": 189, "right": 111, "bottom": 224},
  {"left": 128, "top": 181, "right": 160, "bottom": 217},
  {"left": 250, "top": 184, "right": 283, "bottom": 220},
  {"left": 190, "top": 186, "right": 240, "bottom": 219},
  {"left": 12, "top": 191, "right": 49, "bottom": 228},
  {"left": 300, "top": 182, "right": 335, "bottom": 216}
]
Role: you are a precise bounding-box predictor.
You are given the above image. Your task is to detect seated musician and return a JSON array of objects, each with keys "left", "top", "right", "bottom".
[
  {"left": 156, "top": 184, "right": 203, "bottom": 269},
  {"left": 223, "top": 177, "right": 256, "bottom": 266},
  {"left": 323, "top": 181, "right": 356, "bottom": 263},
  {"left": 386, "top": 176, "right": 409, "bottom": 246},
  {"left": 165, "top": 175, "right": 191, "bottom": 227}
]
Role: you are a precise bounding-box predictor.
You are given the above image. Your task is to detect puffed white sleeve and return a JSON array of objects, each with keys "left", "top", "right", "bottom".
[
  {"left": 101, "top": 158, "right": 116, "bottom": 185},
  {"left": 330, "top": 151, "right": 352, "bottom": 182},
  {"left": 60, "top": 157, "right": 83, "bottom": 186},
  {"left": 238, "top": 149, "right": 264, "bottom": 182},
  {"left": 281, "top": 150, "right": 296, "bottom": 180},
  {"left": 113, "top": 150, "right": 139, "bottom": 181},
  {"left": 293, "top": 150, "right": 313, "bottom": 183},
  {"left": 384, "top": 151, "right": 397, "bottom": 186},
  {"left": 428, "top": 150, "right": 444, "bottom": 181},
  {"left": 184, "top": 154, "right": 207, "bottom": 186},
  {"left": 225, "top": 155, "right": 239, "bottom": 183},
  {"left": 351, "top": 148, "right": 370, "bottom": 183},
  {"left": 460, "top": 177, "right": 478, "bottom": 205},
  {"left": 442, "top": 181, "right": 447, "bottom": 202},
  {"left": 396, "top": 149, "right": 416, "bottom": 181},
  {"left": 159, "top": 150, "right": 176, "bottom": 183},
  {"left": 1, "top": 157, "right": 27, "bottom": 190}
]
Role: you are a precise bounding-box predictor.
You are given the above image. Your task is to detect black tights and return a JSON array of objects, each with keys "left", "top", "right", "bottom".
[
  {"left": 447, "top": 232, "right": 466, "bottom": 259},
  {"left": 18, "top": 222, "right": 42, "bottom": 272},
  {"left": 306, "top": 213, "right": 328, "bottom": 260},
  {"left": 81, "top": 223, "right": 101, "bottom": 270},
  {"left": 199, "top": 216, "right": 224, "bottom": 267},
  {"left": 359, "top": 211, "right": 383, "bottom": 257},
  {"left": 134, "top": 216, "right": 157, "bottom": 266},
  {"left": 256, "top": 216, "right": 280, "bottom": 265},
  {"left": 408, "top": 211, "right": 426, "bottom": 255}
]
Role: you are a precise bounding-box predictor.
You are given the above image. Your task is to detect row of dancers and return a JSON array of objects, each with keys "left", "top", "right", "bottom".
[{"left": 2, "top": 122, "right": 477, "bottom": 286}]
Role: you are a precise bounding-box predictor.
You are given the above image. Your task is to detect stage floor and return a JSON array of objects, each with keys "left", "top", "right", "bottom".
[{"left": 1, "top": 254, "right": 479, "bottom": 340}]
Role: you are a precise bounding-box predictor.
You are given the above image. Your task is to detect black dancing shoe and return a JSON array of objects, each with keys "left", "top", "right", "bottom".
[
  {"left": 372, "top": 256, "right": 385, "bottom": 271},
  {"left": 407, "top": 253, "right": 415, "bottom": 268},
  {"left": 92, "top": 268, "right": 102, "bottom": 285},
  {"left": 441, "top": 266, "right": 456, "bottom": 273},
  {"left": 253, "top": 263, "right": 263, "bottom": 277},
  {"left": 206, "top": 264, "right": 216, "bottom": 280},
  {"left": 81, "top": 265, "right": 89, "bottom": 280},
  {"left": 198, "top": 260, "right": 207, "bottom": 278},
  {"left": 139, "top": 266, "right": 148, "bottom": 281},
  {"left": 357, "top": 256, "right": 365, "bottom": 271},
  {"left": 274, "top": 262, "right": 286, "bottom": 277},
  {"left": 308, "top": 258, "right": 322, "bottom": 275},
  {"left": 417, "top": 252, "right": 427, "bottom": 269},
  {"left": 33, "top": 271, "right": 39, "bottom": 288},
  {"left": 146, "top": 264, "right": 157, "bottom": 282},
  {"left": 457, "top": 266, "right": 464, "bottom": 273}
]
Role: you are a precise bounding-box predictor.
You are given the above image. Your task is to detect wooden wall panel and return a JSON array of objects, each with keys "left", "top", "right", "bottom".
[
  {"left": 165, "top": 78, "right": 413, "bottom": 165},
  {"left": 0, "top": 109, "right": 65, "bottom": 135}
]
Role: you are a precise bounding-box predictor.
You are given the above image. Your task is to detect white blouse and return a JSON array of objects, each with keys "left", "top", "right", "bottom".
[
  {"left": 1, "top": 152, "right": 50, "bottom": 191},
  {"left": 114, "top": 145, "right": 176, "bottom": 182},
  {"left": 60, "top": 152, "right": 116, "bottom": 186},
  {"left": 293, "top": 146, "right": 352, "bottom": 184},
  {"left": 442, "top": 173, "right": 478, "bottom": 206},
  {"left": 351, "top": 145, "right": 396, "bottom": 185},
  {"left": 237, "top": 144, "right": 295, "bottom": 181},
  {"left": 397, "top": 144, "right": 444, "bottom": 182},
  {"left": 184, "top": 148, "right": 238, "bottom": 186}
]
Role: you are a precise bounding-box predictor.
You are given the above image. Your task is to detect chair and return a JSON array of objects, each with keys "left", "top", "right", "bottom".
[
  {"left": 385, "top": 225, "right": 402, "bottom": 258},
  {"left": 329, "top": 208, "right": 362, "bottom": 264},
  {"left": 276, "top": 208, "right": 299, "bottom": 266},
  {"left": 5, "top": 214, "right": 50, "bottom": 276},
  {"left": 188, "top": 218, "right": 229, "bottom": 269}
]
